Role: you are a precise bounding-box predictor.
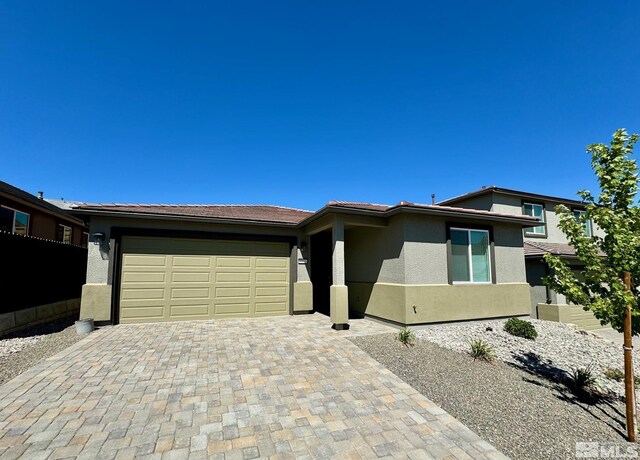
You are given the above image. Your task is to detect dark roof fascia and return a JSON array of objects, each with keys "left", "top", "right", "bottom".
[
  {"left": 298, "top": 203, "right": 540, "bottom": 228},
  {"left": 0, "top": 190, "right": 85, "bottom": 226},
  {"left": 525, "top": 253, "right": 581, "bottom": 260},
  {"left": 296, "top": 205, "right": 386, "bottom": 228},
  {"left": 70, "top": 208, "right": 301, "bottom": 228},
  {"left": 438, "top": 187, "right": 587, "bottom": 207}
]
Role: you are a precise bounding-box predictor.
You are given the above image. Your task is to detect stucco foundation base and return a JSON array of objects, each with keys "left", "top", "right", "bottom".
[
  {"left": 536, "top": 303, "right": 602, "bottom": 331},
  {"left": 348, "top": 282, "right": 531, "bottom": 325},
  {"left": 80, "top": 284, "right": 113, "bottom": 322},
  {"left": 0, "top": 298, "right": 80, "bottom": 336},
  {"left": 293, "top": 281, "right": 313, "bottom": 312},
  {"left": 330, "top": 285, "right": 349, "bottom": 325}
]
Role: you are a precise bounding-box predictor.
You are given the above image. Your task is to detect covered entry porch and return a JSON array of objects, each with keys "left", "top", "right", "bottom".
[{"left": 303, "top": 211, "right": 387, "bottom": 329}]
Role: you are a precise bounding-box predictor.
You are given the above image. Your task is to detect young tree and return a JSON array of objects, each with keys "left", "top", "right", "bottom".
[{"left": 544, "top": 129, "right": 640, "bottom": 334}]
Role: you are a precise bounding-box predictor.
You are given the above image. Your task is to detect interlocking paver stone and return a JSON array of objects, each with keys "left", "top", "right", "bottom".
[{"left": 0, "top": 314, "right": 508, "bottom": 459}]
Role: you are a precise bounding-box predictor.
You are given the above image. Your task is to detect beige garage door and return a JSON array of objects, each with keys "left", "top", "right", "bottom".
[{"left": 119, "top": 236, "right": 291, "bottom": 324}]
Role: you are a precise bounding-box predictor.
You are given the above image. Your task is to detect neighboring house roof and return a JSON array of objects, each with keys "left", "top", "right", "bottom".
[
  {"left": 315, "top": 200, "right": 541, "bottom": 225},
  {"left": 524, "top": 241, "right": 579, "bottom": 257},
  {"left": 71, "top": 203, "right": 314, "bottom": 225},
  {"left": 0, "top": 180, "right": 85, "bottom": 226},
  {"left": 438, "top": 185, "right": 588, "bottom": 207},
  {"left": 72, "top": 199, "right": 540, "bottom": 227},
  {"left": 524, "top": 241, "right": 605, "bottom": 258}
]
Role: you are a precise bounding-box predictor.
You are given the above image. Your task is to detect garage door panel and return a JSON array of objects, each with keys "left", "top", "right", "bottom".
[
  {"left": 122, "top": 272, "right": 166, "bottom": 283},
  {"left": 169, "top": 304, "right": 209, "bottom": 317},
  {"left": 121, "top": 288, "right": 165, "bottom": 300},
  {"left": 171, "top": 272, "right": 211, "bottom": 283},
  {"left": 120, "top": 237, "right": 290, "bottom": 323},
  {"left": 123, "top": 254, "right": 167, "bottom": 267},
  {"left": 216, "top": 272, "right": 251, "bottom": 283},
  {"left": 172, "top": 256, "right": 211, "bottom": 267},
  {"left": 170, "top": 288, "right": 210, "bottom": 300},
  {"left": 215, "top": 303, "right": 251, "bottom": 315},
  {"left": 215, "top": 287, "right": 251, "bottom": 298},
  {"left": 256, "top": 258, "right": 287, "bottom": 268},
  {"left": 256, "top": 286, "right": 288, "bottom": 297},
  {"left": 255, "top": 302, "right": 288, "bottom": 313},
  {"left": 216, "top": 257, "right": 251, "bottom": 268},
  {"left": 121, "top": 306, "right": 165, "bottom": 319},
  {"left": 255, "top": 272, "right": 288, "bottom": 283}
]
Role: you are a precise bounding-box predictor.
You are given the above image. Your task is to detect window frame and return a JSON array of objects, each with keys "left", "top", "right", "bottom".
[
  {"left": 572, "top": 208, "right": 593, "bottom": 237},
  {"left": 0, "top": 205, "right": 30, "bottom": 235},
  {"left": 81, "top": 231, "right": 89, "bottom": 248},
  {"left": 448, "top": 226, "right": 493, "bottom": 284},
  {"left": 522, "top": 201, "right": 547, "bottom": 237},
  {"left": 58, "top": 224, "right": 72, "bottom": 244}
]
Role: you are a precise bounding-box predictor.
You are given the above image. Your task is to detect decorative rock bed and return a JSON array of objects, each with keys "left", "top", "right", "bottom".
[{"left": 415, "top": 318, "right": 639, "bottom": 399}]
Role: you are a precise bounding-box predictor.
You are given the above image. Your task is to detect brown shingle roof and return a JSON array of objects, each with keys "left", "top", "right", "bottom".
[
  {"left": 72, "top": 204, "right": 313, "bottom": 224},
  {"left": 524, "top": 241, "right": 605, "bottom": 258}
]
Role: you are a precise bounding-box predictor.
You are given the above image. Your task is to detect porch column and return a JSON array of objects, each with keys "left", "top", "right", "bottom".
[{"left": 331, "top": 216, "right": 349, "bottom": 330}]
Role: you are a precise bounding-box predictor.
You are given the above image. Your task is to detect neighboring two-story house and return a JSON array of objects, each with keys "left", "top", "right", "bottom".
[
  {"left": 439, "top": 186, "right": 604, "bottom": 329},
  {"left": 0, "top": 180, "right": 88, "bottom": 246}
]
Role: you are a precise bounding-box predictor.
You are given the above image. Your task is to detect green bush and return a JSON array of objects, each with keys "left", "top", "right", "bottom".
[
  {"left": 469, "top": 339, "right": 495, "bottom": 362},
  {"left": 503, "top": 318, "right": 538, "bottom": 340},
  {"left": 396, "top": 328, "right": 416, "bottom": 347}
]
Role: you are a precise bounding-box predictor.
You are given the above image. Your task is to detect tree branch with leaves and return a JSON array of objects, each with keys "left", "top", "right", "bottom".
[{"left": 544, "top": 129, "right": 640, "bottom": 334}]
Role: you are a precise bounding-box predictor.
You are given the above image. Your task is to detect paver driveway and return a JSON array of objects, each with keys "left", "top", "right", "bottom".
[{"left": 0, "top": 314, "right": 506, "bottom": 459}]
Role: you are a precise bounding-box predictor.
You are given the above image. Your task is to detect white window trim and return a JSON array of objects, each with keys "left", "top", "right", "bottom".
[
  {"left": 1, "top": 205, "right": 30, "bottom": 235},
  {"left": 573, "top": 209, "right": 592, "bottom": 237},
  {"left": 450, "top": 227, "right": 492, "bottom": 284},
  {"left": 523, "top": 202, "right": 546, "bottom": 236},
  {"left": 58, "top": 224, "right": 72, "bottom": 244}
]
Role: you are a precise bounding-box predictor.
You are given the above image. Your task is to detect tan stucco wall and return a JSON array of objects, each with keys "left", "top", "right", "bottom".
[
  {"left": 346, "top": 214, "right": 527, "bottom": 287},
  {"left": 293, "top": 281, "right": 313, "bottom": 312},
  {"left": 347, "top": 282, "right": 530, "bottom": 325},
  {"left": 345, "top": 217, "right": 405, "bottom": 284},
  {"left": 80, "top": 284, "right": 112, "bottom": 321},
  {"left": 537, "top": 303, "right": 603, "bottom": 330}
]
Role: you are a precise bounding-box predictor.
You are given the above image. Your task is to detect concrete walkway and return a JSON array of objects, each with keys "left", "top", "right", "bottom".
[{"left": 0, "top": 314, "right": 506, "bottom": 459}]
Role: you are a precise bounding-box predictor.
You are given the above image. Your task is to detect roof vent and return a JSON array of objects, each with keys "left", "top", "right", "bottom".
[
  {"left": 37, "top": 191, "right": 44, "bottom": 199},
  {"left": 481, "top": 186, "right": 486, "bottom": 190},
  {"left": 431, "top": 194, "right": 436, "bottom": 205}
]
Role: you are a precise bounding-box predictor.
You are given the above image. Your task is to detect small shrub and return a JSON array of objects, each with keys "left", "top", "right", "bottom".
[
  {"left": 469, "top": 339, "right": 495, "bottom": 362},
  {"left": 604, "top": 367, "right": 624, "bottom": 381},
  {"left": 396, "top": 328, "right": 416, "bottom": 347},
  {"left": 567, "top": 364, "right": 596, "bottom": 392},
  {"left": 503, "top": 318, "right": 538, "bottom": 340},
  {"left": 602, "top": 367, "right": 640, "bottom": 385}
]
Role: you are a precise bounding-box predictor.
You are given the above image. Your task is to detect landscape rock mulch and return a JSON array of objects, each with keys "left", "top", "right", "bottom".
[
  {"left": 415, "top": 318, "right": 639, "bottom": 399},
  {"left": 350, "top": 333, "right": 634, "bottom": 460},
  {"left": 0, "top": 315, "right": 85, "bottom": 385}
]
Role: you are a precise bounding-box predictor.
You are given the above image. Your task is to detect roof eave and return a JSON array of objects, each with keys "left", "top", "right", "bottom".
[
  {"left": 389, "top": 204, "right": 540, "bottom": 226},
  {"left": 71, "top": 208, "right": 302, "bottom": 227},
  {"left": 0, "top": 190, "right": 86, "bottom": 226},
  {"left": 438, "top": 187, "right": 587, "bottom": 207}
]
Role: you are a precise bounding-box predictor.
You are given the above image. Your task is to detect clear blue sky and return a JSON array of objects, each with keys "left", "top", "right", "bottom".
[{"left": 1, "top": 1, "right": 639, "bottom": 211}]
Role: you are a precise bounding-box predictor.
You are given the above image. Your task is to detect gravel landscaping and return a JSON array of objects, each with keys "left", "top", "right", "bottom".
[
  {"left": 351, "top": 333, "right": 633, "bottom": 460},
  {"left": 0, "top": 315, "right": 85, "bottom": 385},
  {"left": 415, "top": 318, "right": 639, "bottom": 399}
]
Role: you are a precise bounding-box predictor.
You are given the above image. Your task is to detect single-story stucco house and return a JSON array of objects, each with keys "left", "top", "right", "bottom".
[{"left": 70, "top": 199, "right": 540, "bottom": 329}]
